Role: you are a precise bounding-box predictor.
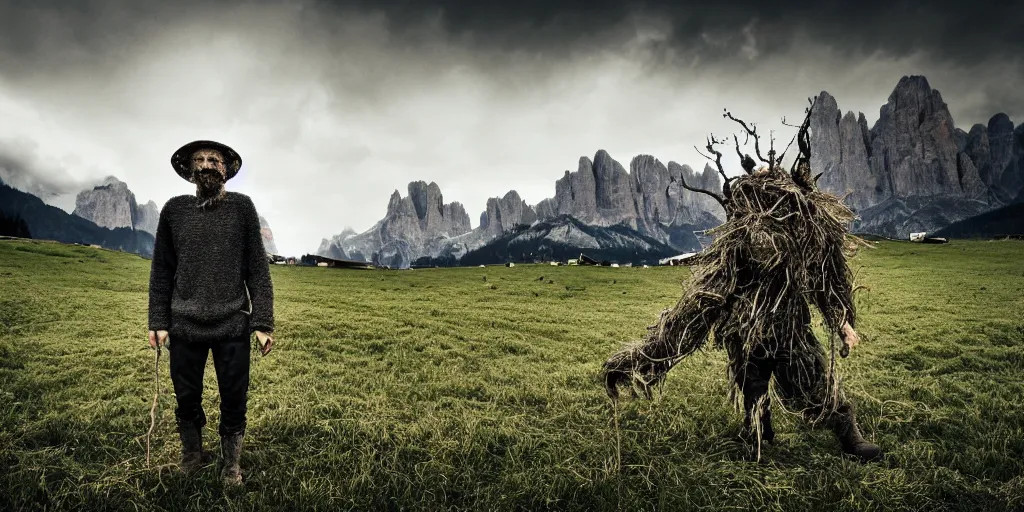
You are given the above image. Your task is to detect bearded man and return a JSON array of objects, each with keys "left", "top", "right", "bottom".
[{"left": 147, "top": 140, "right": 275, "bottom": 486}]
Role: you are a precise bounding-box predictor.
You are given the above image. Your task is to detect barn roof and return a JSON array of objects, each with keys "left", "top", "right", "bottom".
[{"left": 303, "top": 254, "right": 375, "bottom": 269}]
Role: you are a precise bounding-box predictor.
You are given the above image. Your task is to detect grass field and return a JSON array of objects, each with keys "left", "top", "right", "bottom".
[{"left": 1, "top": 237, "right": 1023, "bottom": 511}]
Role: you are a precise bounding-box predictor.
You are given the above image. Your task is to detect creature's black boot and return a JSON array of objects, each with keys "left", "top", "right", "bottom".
[
  {"left": 220, "top": 430, "right": 245, "bottom": 486},
  {"left": 743, "top": 403, "right": 775, "bottom": 444},
  {"left": 741, "top": 372, "right": 775, "bottom": 445},
  {"left": 177, "top": 421, "right": 215, "bottom": 474},
  {"left": 831, "top": 409, "right": 884, "bottom": 463}
]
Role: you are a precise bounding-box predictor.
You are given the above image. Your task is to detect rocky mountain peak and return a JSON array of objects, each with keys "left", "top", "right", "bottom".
[
  {"left": 892, "top": 75, "right": 932, "bottom": 95},
  {"left": 133, "top": 200, "right": 160, "bottom": 236},
  {"left": 989, "top": 113, "right": 1013, "bottom": 133},
  {"left": 983, "top": 113, "right": 1021, "bottom": 203},
  {"left": 810, "top": 74, "right": 1020, "bottom": 238},
  {"left": 535, "top": 149, "right": 725, "bottom": 248},
  {"left": 339, "top": 226, "right": 357, "bottom": 239},
  {"left": 407, "top": 181, "right": 440, "bottom": 220},
  {"left": 810, "top": 91, "right": 880, "bottom": 210},
  {"left": 386, "top": 190, "right": 404, "bottom": 215},
  {"left": 480, "top": 189, "right": 537, "bottom": 235},
  {"left": 99, "top": 175, "right": 126, "bottom": 188},
  {"left": 258, "top": 215, "right": 279, "bottom": 254},
  {"left": 322, "top": 181, "right": 473, "bottom": 267},
  {"left": 73, "top": 176, "right": 159, "bottom": 235}
]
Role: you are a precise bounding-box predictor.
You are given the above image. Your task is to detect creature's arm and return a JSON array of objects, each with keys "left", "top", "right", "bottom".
[
  {"left": 809, "top": 242, "right": 856, "bottom": 334},
  {"left": 244, "top": 198, "right": 275, "bottom": 334},
  {"left": 649, "top": 289, "right": 723, "bottom": 359},
  {"left": 602, "top": 273, "right": 728, "bottom": 399},
  {"left": 148, "top": 207, "right": 176, "bottom": 332}
]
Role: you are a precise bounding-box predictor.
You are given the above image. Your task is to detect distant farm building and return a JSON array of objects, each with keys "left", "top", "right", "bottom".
[
  {"left": 300, "top": 254, "right": 375, "bottom": 269},
  {"left": 659, "top": 252, "right": 699, "bottom": 266},
  {"left": 910, "top": 232, "right": 948, "bottom": 244}
]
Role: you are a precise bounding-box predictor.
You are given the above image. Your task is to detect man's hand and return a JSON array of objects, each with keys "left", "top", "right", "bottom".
[
  {"left": 148, "top": 330, "right": 169, "bottom": 349},
  {"left": 255, "top": 331, "right": 273, "bottom": 356},
  {"left": 841, "top": 321, "right": 860, "bottom": 349}
]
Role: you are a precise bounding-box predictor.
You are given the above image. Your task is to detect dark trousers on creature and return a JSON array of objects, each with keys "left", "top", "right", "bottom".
[
  {"left": 168, "top": 334, "right": 250, "bottom": 436},
  {"left": 727, "top": 330, "right": 883, "bottom": 461},
  {"left": 731, "top": 342, "right": 844, "bottom": 437}
]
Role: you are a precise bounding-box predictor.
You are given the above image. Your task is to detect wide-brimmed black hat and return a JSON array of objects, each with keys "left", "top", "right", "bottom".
[{"left": 170, "top": 140, "right": 243, "bottom": 182}]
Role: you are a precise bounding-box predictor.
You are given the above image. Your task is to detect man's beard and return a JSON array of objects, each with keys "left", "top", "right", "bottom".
[{"left": 193, "top": 168, "right": 226, "bottom": 207}]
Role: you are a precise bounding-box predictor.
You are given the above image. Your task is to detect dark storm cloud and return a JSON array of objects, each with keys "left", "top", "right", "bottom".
[
  {"left": 310, "top": 0, "right": 1023, "bottom": 63},
  {"left": 0, "top": 138, "right": 89, "bottom": 199},
  {"left": 4, "top": 0, "right": 1021, "bottom": 65},
  {"left": 3, "top": 0, "right": 1020, "bottom": 121},
  {"left": 325, "top": 0, "right": 1024, "bottom": 123}
]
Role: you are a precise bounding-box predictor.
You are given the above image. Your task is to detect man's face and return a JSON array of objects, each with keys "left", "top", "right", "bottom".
[{"left": 190, "top": 149, "right": 227, "bottom": 178}]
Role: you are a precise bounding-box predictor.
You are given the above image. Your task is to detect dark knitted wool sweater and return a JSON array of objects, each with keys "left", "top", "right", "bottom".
[{"left": 148, "top": 191, "right": 274, "bottom": 342}]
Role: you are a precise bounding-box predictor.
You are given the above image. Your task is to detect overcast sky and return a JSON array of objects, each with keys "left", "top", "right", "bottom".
[{"left": 0, "top": 0, "right": 1021, "bottom": 256}]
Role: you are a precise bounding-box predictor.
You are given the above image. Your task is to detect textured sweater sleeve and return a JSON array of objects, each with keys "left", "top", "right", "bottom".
[
  {"left": 148, "top": 205, "right": 176, "bottom": 331},
  {"left": 244, "top": 198, "right": 274, "bottom": 333}
]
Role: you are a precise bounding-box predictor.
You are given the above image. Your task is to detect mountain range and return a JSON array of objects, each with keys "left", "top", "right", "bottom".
[
  {"left": 318, "top": 152, "right": 726, "bottom": 267},
  {"left": 810, "top": 76, "right": 1023, "bottom": 238},
  {"left": 0, "top": 180, "right": 156, "bottom": 257},
  {"left": 455, "top": 214, "right": 681, "bottom": 268},
  {"left": 319, "top": 74, "right": 1023, "bottom": 267},
  {"left": 0, "top": 176, "right": 279, "bottom": 258}
]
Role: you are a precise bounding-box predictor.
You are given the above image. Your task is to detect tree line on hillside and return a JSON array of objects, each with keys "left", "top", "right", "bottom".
[{"left": 0, "top": 210, "right": 31, "bottom": 238}]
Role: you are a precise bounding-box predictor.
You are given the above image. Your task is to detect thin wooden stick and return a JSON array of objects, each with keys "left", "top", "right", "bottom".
[{"left": 146, "top": 345, "right": 161, "bottom": 468}]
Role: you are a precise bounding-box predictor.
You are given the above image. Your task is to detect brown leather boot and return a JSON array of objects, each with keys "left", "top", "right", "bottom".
[
  {"left": 177, "top": 421, "right": 215, "bottom": 474},
  {"left": 831, "top": 408, "right": 884, "bottom": 463},
  {"left": 220, "top": 430, "right": 245, "bottom": 486}
]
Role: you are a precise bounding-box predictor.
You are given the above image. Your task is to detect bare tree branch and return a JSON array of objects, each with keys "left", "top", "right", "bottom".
[
  {"left": 777, "top": 116, "right": 797, "bottom": 166},
  {"left": 789, "top": 96, "right": 818, "bottom": 189},
  {"left": 703, "top": 135, "right": 731, "bottom": 185},
  {"left": 690, "top": 134, "right": 734, "bottom": 212},
  {"left": 724, "top": 111, "right": 770, "bottom": 165},
  {"left": 693, "top": 145, "right": 715, "bottom": 162},
  {"left": 780, "top": 116, "right": 803, "bottom": 128},
  {"left": 679, "top": 169, "right": 728, "bottom": 211}
]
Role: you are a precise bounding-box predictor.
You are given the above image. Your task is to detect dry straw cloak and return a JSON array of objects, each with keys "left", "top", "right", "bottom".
[{"left": 602, "top": 101, "right": 868, "bottom": 424}]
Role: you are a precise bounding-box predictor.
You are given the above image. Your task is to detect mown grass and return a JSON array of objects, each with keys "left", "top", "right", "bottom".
[{"left": 1, "top": 237, "right": 1022, "bottom": 511}]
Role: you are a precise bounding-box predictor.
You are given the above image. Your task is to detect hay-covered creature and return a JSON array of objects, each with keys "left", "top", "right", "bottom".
[{"left": 602, "top": 102, "right": 883, "bottom": 463}]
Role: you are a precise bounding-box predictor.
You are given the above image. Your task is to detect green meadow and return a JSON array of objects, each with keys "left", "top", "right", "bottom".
[{"left": 1, "top": 237, "right": 1022, "bottom": 511}]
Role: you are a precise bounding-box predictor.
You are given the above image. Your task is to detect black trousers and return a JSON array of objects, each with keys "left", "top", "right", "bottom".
[
  {"left": 726, "top": 331, "right": 853, "bottom": 430},
  {"left": 168, "top": 334, "right": 250, "bottom": 437}
]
